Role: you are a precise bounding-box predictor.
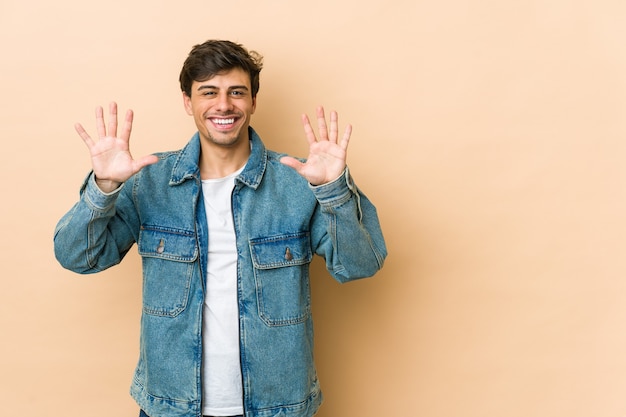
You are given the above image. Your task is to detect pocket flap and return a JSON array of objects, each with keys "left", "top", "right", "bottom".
[
  {"left": 139, "top": 226, "right": 198, "bottom": 262},
  {"left": 249, "top": 232, "right": 312, "bottom": 269}
]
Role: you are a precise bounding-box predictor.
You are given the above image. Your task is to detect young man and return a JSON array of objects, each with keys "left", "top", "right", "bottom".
[{"left": 54, "top": 40, "right": 386, "bottom": 417}]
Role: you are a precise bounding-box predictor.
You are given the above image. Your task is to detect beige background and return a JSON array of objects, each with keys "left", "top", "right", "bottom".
[{"left": 2, "top": 0, "right": 626, "bottom": 416}]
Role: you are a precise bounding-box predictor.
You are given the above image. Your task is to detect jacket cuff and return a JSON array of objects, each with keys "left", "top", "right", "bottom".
[
  {"left": 310, "top": 167, "right": 360, "bottom": 210},
  {"left": 80, "top": 172, "right": 124, "bottom": 212}
]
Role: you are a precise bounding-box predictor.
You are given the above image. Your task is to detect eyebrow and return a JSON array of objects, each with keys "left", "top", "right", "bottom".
[{"left": 196, "top": 84, "right": 250, "bottom": 92}]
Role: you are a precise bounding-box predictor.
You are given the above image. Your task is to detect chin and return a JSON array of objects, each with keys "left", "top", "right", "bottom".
[{"left": 205, "top": 133, "right": 244, "bottom": 147}]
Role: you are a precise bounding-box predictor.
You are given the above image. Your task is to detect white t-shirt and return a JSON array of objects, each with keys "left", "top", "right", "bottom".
[{"left": 201, "top": 167, "right": 245, "bottom": 416}]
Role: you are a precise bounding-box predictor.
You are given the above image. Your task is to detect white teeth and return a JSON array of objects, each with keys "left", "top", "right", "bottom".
[{"left": 213, "top": 118, "right": 235, "bottom": 125}]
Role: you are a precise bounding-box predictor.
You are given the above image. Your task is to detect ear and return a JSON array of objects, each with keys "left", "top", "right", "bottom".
[
  {"left": 182, "top": 92, "right": 193, "bottom": 115},
  {"left": 251, "top": 95, "right": 257, "bottom": 115}
]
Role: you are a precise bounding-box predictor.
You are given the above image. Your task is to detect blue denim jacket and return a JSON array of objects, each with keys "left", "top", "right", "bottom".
[{"left": 54, "top": 128, "right": 387, "bottom": 417}]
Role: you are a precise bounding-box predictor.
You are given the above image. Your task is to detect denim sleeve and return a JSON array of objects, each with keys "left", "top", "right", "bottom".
[
  {"left": 53, "top": 173, "right": 138, "bottom": 274},
  {"left": 309, "top": 167, "right": 387, "bottom": 283}
]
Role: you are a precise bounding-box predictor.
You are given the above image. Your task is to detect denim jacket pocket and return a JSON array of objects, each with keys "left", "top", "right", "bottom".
[
  {"left": 138, "top": 225, "right": 198, "bottom": 317},
  {"left": 249, "top": 232, "right": 313, "bottom": 326}
]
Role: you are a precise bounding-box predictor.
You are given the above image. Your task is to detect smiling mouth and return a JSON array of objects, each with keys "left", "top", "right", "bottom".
[{"left": 212, "top": 118, "right": 236, "bottom": 125}]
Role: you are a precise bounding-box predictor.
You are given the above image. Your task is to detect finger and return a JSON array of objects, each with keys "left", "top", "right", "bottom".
[
  {"left": 133, "top": 154, "right": 159, "bottom": 171},
  {"left": 120, "top": 109, "right": 134, "bottom": 142},
  {"left": 316, "top": 106, "right": 329, "bottom": 141},
  {"left": 301, "top": 114, "right": 317, "bottom": 145},
  {"left": 108, "top": 102, "right": 118, "bottom": 138},
  {"left": 75, "top": 123, "right": 95, "bottom": 148},
  {"left": 95, "top": 106, "right": 106, "bottom": 138},
  {"left": 279, "top": 155, "right": 305, "bottom": 172},
  {"left": 340, "top": 124, "right": 352, "bottom": 150},
  {"left": 328, "top": 110, "right": 339, "bottom": 143}
]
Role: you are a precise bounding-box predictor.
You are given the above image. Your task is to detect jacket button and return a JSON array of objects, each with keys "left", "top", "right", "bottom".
[
  {"left": 156, "top": 239, "right": 165, "bottom": 254},
  {"left": 284, "top": 247, "right": 293, "bottom": 261}
]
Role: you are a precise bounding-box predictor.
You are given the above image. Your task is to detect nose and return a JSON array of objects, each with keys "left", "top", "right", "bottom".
[{"left": 215, "top": 92, "right": 233, "bottom": 112}]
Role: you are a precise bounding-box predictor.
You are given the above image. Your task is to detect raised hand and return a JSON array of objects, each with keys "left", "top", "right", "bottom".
[
  {"left": 75, "top": 102, "right": 158, "bottom": 193},
  {"left": 280, "top": 106, "right": 351, "bottom": 186}
]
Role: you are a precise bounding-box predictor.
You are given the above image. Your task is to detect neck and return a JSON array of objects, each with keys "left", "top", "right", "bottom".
[{"left": 199, "top": 139, "right": 250, "bottom": 179}]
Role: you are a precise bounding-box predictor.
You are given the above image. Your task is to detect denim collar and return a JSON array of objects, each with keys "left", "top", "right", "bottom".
[{"left": 169, "top": 126, "right": 267, "bottom": 189}]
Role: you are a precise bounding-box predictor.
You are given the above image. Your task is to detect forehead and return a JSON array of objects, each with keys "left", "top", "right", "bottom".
[{"left": 192, "top": 67, "right": 251, "bottom": 89}]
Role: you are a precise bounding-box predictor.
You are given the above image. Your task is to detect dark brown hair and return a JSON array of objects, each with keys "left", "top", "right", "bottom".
[{"left": 179, "top": 40, "right": 263, "bottom": 98}]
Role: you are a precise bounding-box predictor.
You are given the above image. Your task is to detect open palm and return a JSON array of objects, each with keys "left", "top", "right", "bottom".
[
  {"left": 280, "top": 106, "right": 351, "bottom": 185},
  {"left": 75, "top": 102, "right": 158, "bottom": 192}
]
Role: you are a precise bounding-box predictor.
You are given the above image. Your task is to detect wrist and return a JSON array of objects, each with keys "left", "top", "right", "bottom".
[{"left": 94, "top": 177, "right": 122, "bottom": 193}]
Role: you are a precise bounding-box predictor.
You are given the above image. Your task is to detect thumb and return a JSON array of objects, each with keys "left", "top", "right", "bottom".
[
  {"left": 279, "top": 156, "right": 304, "bottom": 172},
  {"left": 132, "top": 154, "right": 159, "bottom": 173}
]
